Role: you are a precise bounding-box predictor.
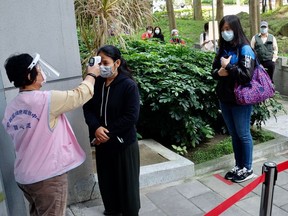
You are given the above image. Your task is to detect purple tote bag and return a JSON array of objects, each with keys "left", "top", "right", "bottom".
[{"left": 234, "top": 64, "right": 275, "bottom": 105}]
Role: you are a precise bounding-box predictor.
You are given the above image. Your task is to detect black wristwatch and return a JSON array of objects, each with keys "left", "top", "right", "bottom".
[{"left": 86, "top": 73, "right": 97, "bottom": 79}]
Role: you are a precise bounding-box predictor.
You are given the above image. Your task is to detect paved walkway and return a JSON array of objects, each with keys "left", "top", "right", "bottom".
[{"left": 67, "top": 99, "right": 288, "bottom": 216}]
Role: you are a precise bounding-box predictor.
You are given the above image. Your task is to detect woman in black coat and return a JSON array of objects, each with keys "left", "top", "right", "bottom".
[
  {"left": 83, "top": 45, "right": 140, "bottom": 216},
  {"left": 153, "top": 26, "right": 165, "bottom": 42}
]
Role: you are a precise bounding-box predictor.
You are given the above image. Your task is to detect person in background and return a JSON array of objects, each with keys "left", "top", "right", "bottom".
[
  {"left": 83, "top": 45, "right": 140, "bottom": 216},
  {"left": 211, "top": 15, "right": 256, "bottom": 183},
  {"left": 152, "top": 26, "right": 165, "bottom": 42},
  {"left": 199, "top": 22, "right": 215, "bottom": 52},
  {"left": 141, "top": 26, "right": 153, "bottom": 40},
  {"left": 2, "top": 53, "right": 100, "bottom": 215},
  {"left": 251, "top": 21, "right": 278, "bottom": 82},
  {"left": 169, "top": 29, "right": 186, "bottom": 45}
]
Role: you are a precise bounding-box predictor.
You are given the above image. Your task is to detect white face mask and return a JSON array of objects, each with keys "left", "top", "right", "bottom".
[
  {"left": 147, "top": 30, "right": 152, "bottom": 34},
  {"left": 260, "top": 27, "right": 268, "bottom": 34},
  {"left": 155, "top": 29, "right": 160, "bottom": 34}
]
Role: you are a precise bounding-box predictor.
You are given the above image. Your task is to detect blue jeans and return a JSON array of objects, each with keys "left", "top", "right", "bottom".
[{"left": 220, "top": 102, "right": 253, "bottom": 170}]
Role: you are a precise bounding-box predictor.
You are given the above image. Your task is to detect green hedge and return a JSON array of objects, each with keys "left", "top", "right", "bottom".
[{"left": 122, "top": 40, "right": 222, "bottom": 148}]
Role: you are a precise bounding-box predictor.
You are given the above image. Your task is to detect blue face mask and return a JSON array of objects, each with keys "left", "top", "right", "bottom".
[
  {"left": 260, "top": 27, "right": 268, "bottom": 34},
  {"left": 221, "top": 30, "right": 234, "bottom": 42}
]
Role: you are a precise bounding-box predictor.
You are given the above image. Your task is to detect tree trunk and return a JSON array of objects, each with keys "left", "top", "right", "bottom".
[
  {"left": 269, "top": 0, "right": 273, "bottom": 10},
  {"left": 166, "top": 0, "right": 176, "bottom": 31},
  {"left": 216, "top": 0, "right": 224, "bottom": 22},
  {"left": 249, "top": 0, "right": 260, "bottom": 39},
  {"left": 193, "top": 0, "right": 203, "bottom": 20},
  {"left": 275, "top": 0, "right": 283, "bottom": 8},
  {"left": 262, "top": 0, "right": 267, "bottom": 13}
]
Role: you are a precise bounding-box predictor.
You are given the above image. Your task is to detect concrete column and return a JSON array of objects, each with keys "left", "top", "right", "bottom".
[
  {"left": 275, "top": 57, "right": 288, "bottom": 96},
  {"left": 0, "top": 1, "right": 98, "bottom": 214}
]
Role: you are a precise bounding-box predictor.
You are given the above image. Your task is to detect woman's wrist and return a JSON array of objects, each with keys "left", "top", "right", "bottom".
[{"left": 86, "top": 73, "right": 98, "bottom": 79}]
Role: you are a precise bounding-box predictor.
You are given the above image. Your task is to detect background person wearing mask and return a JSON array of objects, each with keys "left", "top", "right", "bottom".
[
  {"left": 251, "top": 21, "right": 278, "bottom": 81},
  {"left": 211, "top": 15, "right": 256, "bottom": 183},
  {"left": 199, "top": 22, "right": 215, "bottom": 52},
  {"left": 152, "top": 26, "right": 165, "bottom": 42},
  {"left": 141, "top": 26, "right": 153, "bottom": 40},
  {"left": 2, "top": 53, "right": 99, "bottom": 215},
  {"left": 169, "top": 29, "right": 186, "bottom": 45}
]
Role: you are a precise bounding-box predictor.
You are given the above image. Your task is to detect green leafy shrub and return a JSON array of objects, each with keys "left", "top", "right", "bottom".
[
  {"left": 251, "top": 92, "right": 286, "bottom": 128},
  {"left": 122, "top": 40, "right": 223, "bottom": 148}
]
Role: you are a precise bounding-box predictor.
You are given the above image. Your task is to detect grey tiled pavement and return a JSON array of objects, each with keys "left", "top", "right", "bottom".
[{"left": 67, "top": 99, "right": 288, "bottom": 216}]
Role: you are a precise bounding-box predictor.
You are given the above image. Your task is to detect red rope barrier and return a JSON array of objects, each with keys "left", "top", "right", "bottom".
[
  {"left": 204, "top": 160, "right": 288, "bottom": 216},
  {"left": 277, "top": 160, "right": 288, "bottom": 172}
]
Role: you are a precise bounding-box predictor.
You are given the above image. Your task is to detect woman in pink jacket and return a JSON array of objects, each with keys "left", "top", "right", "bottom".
[{"left": 2, "top": 53, "right": 99, "bottom": 216}]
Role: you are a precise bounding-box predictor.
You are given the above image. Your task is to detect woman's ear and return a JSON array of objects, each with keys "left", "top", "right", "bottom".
[
  {"left": 27, "top": 73, "right": 32, "bottom": 82},
  {"left": 115, "top": 59, "right": 121, "bottom": 68}
]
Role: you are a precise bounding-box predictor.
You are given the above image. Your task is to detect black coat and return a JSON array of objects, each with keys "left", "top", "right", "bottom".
[
  {"left": 153, "top": 33, "right": 165, "bottom": 42},
  {"left": 211, "top": 44, "right": 255, "bottom": 104},
  {"left": 83, "top": 73, "right": 140, "bottom": 148}
]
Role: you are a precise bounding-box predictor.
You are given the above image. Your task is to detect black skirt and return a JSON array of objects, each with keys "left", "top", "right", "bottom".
[{"left": 95, "top": 140, "right": 140, "bottom": 216}]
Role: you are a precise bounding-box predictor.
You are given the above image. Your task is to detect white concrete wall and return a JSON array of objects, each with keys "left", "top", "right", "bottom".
[{"left": 0, "top": 1, "right": 97, "bottom": 214}]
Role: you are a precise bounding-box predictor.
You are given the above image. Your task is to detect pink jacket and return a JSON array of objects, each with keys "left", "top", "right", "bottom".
[{"left": 2, "top": 91, "right": 85, "bottom": 184}]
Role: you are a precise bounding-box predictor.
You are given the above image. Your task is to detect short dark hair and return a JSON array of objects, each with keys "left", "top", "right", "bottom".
[
  {"left": 4, "top": 53, "right": 38, "bottom": 88},
  {"left": 146, "top": 26, "right": 153, "bottom": 31}
]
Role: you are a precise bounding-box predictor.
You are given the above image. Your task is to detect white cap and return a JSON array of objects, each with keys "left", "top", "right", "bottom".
[
  {"left": 171, "top": 29, "right": 178, "bottom": 35},
  {"left": 260, "top": 21, "right": 268, "bottom": 28}
]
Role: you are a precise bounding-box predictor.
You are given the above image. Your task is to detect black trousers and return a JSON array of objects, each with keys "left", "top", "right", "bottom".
[
  {"left": 96, "top": 140, "right": 140, "bottom": 216},
  {"left": 261, "top": 60, "right": 275, "bottom": 82}
]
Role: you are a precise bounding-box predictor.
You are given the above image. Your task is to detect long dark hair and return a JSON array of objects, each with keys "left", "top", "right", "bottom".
[
  {"left": 4, "top": 53, "right": 38, "bottom": 88},
  {"left": 153, "top": 26, "right": 162, "bottom": 34},
  {"left": 217, "top": 15, "right": 250, "bottom": 59},
  {"left": 97, "top": 45, "right": 134, "bottom": 80}
]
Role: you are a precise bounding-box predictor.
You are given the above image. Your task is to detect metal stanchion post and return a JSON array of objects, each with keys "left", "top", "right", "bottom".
[{"left": 259, "top": 161, "right": 278, "bottom": 216}]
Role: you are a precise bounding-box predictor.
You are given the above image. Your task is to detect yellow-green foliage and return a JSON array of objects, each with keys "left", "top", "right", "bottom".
[{"left": 0, "top": 192, "right": 5, "bottom": 202}]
